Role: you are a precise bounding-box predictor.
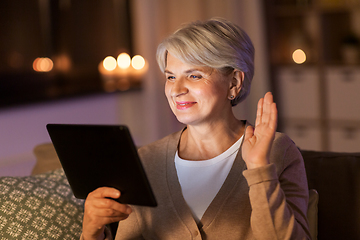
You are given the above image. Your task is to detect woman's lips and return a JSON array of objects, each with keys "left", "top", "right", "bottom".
[{"left": 176, "top": 101, "right": 197, "bottom": 110}]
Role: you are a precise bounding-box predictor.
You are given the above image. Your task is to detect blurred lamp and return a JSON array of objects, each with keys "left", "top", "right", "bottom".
[
  {"left": 117, "top": 53, "right": 131, "bottom": 69},
  {"left": 292, "top": 49, "right": 306, "bottom": 64},
  {"left": 33, "top": 57, "right": 54, "bottom": 72},
  {"left": 131, "top": 55, "right": 145, "bottom": 70},
  {"left": 103, "top": 56, "right": 117, "bottom": 71},
  {"left": 99, "top": 52, "right": 147, "bottom": 92}
]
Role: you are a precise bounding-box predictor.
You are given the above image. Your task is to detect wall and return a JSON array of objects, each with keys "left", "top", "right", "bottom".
[{"left": 0, "top": 94, "right": 118, "bottom": 175}]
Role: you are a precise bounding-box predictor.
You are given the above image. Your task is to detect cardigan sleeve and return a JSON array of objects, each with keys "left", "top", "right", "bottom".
[{"left": 242, "top": 135, "right": 311, "bottom": 240}]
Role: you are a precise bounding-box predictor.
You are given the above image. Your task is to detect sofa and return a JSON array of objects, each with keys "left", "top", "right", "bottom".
[
  {"left": 302, "top": 150, "right": 360, "bottom": 240},
  {"left": 0, "top": 143, "right": 359, "bottom": 239}
]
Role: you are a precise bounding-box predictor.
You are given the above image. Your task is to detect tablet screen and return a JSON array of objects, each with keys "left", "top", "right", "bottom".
[{"left": 46, "top": 124, "right": 157, "bottom": 207}]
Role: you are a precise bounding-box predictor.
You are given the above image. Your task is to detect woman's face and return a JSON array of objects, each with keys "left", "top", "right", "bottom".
[{"left": 164, "top": 53, "right": 232, "bottom": 127}]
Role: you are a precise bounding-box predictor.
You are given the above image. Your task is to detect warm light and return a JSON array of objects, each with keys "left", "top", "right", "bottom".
[
  {"left": 33, "top": 57, "right": 54, "bottom": 72},
  {"left": 131, "top": 55, "right": 145, "bottom": 70},
  {"left": 103, "top": 56, "right": 117, "bottom": 71},
  {"left": 32, "top": 58, "right": 40, "bottom": 71},
  {"left": 99, "top": 53, "right": 147, "bottom": 92},
  {"left": 117, "top": 53, "right": 131, "bottom": 69},
  {"left": 292, "top": 49, "right": 306, "bottom": 64}
]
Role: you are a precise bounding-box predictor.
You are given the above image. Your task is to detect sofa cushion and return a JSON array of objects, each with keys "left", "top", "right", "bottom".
[{"left": 0, "top": 169, "right": 84, "bottom": 239}]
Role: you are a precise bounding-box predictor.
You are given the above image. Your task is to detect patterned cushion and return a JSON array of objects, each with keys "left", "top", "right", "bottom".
[{"left": 0, "top": 169, "right": 84, "bottom": 239}]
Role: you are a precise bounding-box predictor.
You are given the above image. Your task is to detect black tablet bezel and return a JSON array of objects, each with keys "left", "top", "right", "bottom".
[{"left": 46, "top": 124, "right": 157, "bottom": 207}]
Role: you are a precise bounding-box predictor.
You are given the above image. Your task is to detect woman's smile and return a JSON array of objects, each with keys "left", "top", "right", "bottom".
[{"left": 176, "top": 101, "right": 197, "bottom": 110}]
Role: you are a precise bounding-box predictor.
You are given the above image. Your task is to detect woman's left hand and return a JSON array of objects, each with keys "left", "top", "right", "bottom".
[{"left": 242, "top": 92, "right": 278, "bottom": 169}]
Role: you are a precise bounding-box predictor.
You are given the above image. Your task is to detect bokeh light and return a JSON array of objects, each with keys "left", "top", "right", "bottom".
[
  {"left": 292, "top": 49, "right": 306, "bottom": 64},
  {"left": 131, "top": 55, "right": 145, "bottom": 70},
  {"left": 33, "top": 57, "right": 54, "bottom": 72},
  {"left": 103, "top": 56, "right": 117, "bottom": 71},
  {"left": 117, "top": 53, "right": 131, "bottom": 69}
]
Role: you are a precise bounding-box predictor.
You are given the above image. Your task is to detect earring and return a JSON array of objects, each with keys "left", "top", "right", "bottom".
[{"left": 229, "top": 95, "right": 235, "bottom": 100}]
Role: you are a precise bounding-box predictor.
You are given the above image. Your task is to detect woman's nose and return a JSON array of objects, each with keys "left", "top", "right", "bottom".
[{"left": 170, "top": 78, "right": 188, "bottom": 97}]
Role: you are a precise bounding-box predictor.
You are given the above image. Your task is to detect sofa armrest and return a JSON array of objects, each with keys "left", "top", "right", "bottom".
[
  {"left": 301, "top": 150, "right": 360, "bottom": 240},
  {"left": 32, "top": 143, "right": 62, "bottom": 175}
]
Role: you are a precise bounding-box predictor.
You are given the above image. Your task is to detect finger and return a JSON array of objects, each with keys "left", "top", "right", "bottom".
[
  {"left": 86, "top": 187, "right": 132, "bottom": 215},
  {"left": 86, "top": 195, "right": 132, "bottom": 216},
  {"left": 86, "top": 202, "right": 132, "bottom": 218},
  {"left": 107, "top": 201, "right": 132, "bottom": 215},
  {"left": 89, "top": 187, "right": 120, "bottom": 200},
  {"left": 94, "top": 198, "right": 132, "bottom": 214},
  {"left": 261, "top": 92, "right": 274, "bottom": 125},
  {"left": 264, "top": 92, "right": 273, "bottom": 104},
  {"left": 255, "top": 97, "right": 264, "bottom": 127},
  {"left": 269, "top": 102, "right": 278, "bottom": 131},
  {"left": 102, "top": 214, "right": 131, "bottom": 224}
]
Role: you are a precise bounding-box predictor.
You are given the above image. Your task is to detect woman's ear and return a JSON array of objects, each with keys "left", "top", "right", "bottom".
[{"left": 228, "top": 70, "right": 244, "bottom": 99}]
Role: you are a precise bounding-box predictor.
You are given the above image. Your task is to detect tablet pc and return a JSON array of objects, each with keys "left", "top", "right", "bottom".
[{"left": 46, "top": 124, "right": 157, "bottom": 207}]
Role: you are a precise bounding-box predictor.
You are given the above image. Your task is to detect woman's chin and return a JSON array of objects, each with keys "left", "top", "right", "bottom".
[{"left": 175, "top": 115, "right": 197, "bottom": 126}]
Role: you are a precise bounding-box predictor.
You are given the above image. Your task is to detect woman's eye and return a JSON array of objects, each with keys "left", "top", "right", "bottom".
[
  {"left": 189, "top": 75, "right": 202, "bottom": 80},
  {"left": 166, "top": 76, "right": 175, "bottom": 81}
]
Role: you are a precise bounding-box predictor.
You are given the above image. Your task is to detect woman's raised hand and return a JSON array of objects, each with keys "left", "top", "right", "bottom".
[
  {"left": 82, "top": 187, "right": 132, "bottom": 240},
  {"left": 242, "top": 92, "right": 278, "bottom": 169}
]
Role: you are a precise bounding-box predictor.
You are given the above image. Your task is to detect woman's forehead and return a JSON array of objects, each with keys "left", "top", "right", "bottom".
[{"left": 165, "top": 53, "right": 213, "bottom": 73}]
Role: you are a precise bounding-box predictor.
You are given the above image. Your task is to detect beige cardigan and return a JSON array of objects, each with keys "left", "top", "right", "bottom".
[{"left": 83, "top": 130, "right": 311, "bottom": 239}]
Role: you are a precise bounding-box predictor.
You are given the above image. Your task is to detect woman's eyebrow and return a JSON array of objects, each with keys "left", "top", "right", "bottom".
[
  {"left": 164, "top": 68, "right": 203, "bottom": 75},
  {"left": 185, "top": 69, "right": 202, "bottom": 74}
]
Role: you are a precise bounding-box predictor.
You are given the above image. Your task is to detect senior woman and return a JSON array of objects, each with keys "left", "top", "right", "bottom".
[{"left": 81, "top": 18, "right": 310, "bottom": 240}]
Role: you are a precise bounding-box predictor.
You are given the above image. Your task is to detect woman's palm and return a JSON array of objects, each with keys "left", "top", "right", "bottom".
[{"left": 242, "top": 92, "right": 278, "bottom": 169}]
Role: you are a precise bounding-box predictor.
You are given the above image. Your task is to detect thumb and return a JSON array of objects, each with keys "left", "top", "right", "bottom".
[{"left": 244, "top": 125, "right": 254, "bottom": 142}]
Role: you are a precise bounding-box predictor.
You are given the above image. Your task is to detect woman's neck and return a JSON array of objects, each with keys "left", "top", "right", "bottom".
[{"left": 178, "top": 118, "right": 245, "bottom": 161}]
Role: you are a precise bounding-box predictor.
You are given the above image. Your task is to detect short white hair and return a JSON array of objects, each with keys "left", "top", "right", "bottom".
[{"left": 156, "top": 18, "right": 255, "bottom": 106}]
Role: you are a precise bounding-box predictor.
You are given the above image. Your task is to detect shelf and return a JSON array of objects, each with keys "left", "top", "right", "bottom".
[{"left": 264, "top": 0, "right": 360, "bottom": 151}]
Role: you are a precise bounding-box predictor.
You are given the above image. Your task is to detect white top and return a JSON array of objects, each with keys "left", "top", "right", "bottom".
[{"left": 175, "top": 135, "right": 243, "bottom": 222}]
